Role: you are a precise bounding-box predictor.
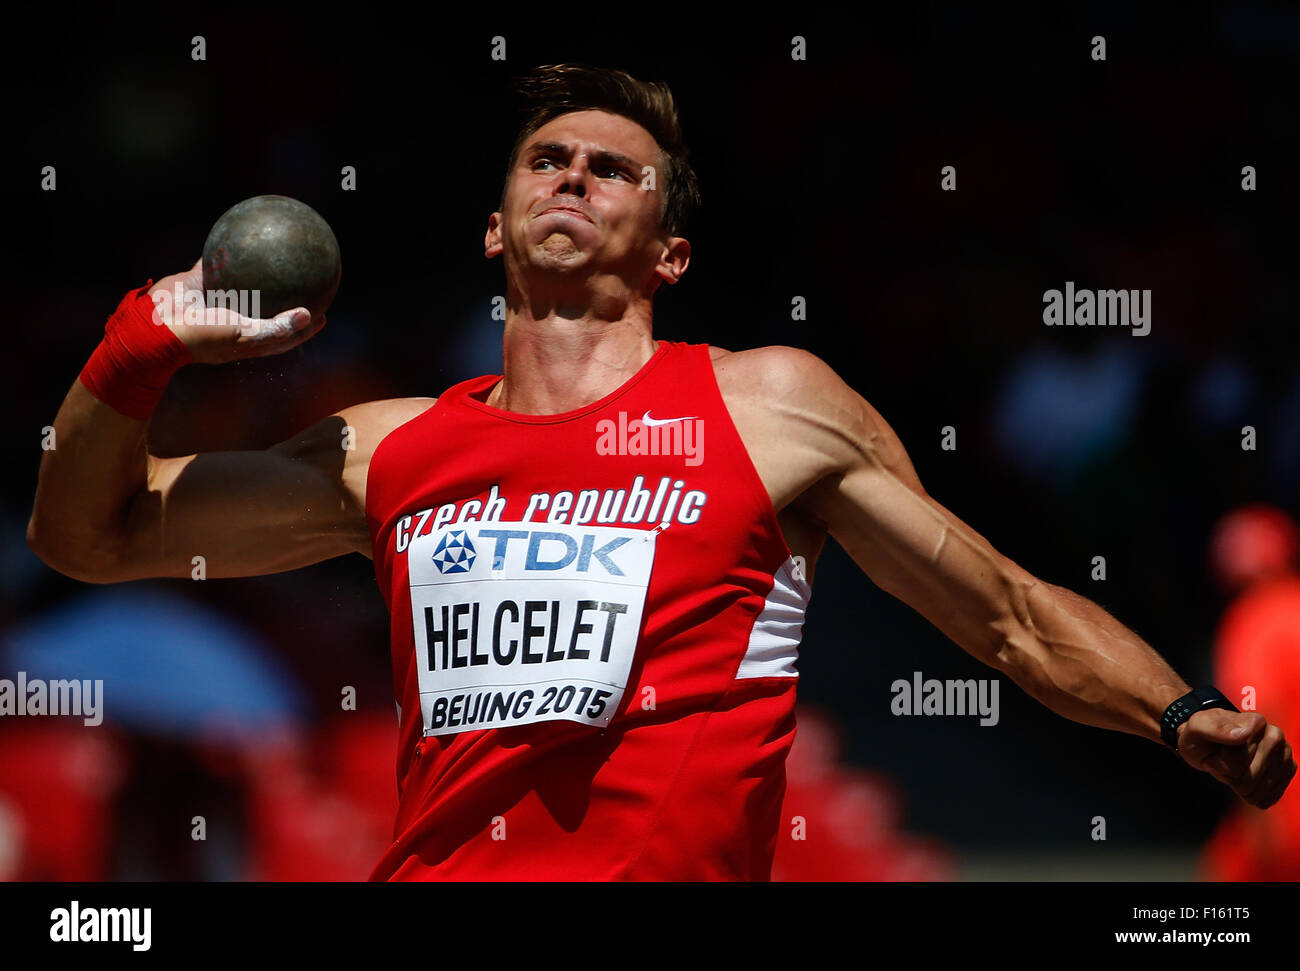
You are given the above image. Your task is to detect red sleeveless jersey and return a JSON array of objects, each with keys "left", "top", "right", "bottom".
[{"left": 364, "top": 341, "right": 809, "bottom": 880}]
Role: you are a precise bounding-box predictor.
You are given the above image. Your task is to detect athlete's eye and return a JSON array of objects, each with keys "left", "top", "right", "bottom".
[
  {"left": 532, "top": 157, "right": 559, "bottom": 171},
  {"left": 598, "top": 166, "right": 630, "bottom": 181}
]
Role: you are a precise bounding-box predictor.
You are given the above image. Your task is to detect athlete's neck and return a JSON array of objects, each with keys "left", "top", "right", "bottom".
[{"left": 488, "top": 305, "right": 658, "bottom": 415}]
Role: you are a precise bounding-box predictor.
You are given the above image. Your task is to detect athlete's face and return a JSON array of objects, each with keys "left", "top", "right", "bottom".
[{"left": 486, "top": 110, "right": 685, "bottom": 290}]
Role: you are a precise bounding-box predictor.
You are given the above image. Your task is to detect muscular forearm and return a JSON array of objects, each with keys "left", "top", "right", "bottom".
[
  {"left": 28, "top": 379, "right": 153, "bottom": 578},
  {"left": 995, "top": 579, "right": 1191, "bottom": 744}
]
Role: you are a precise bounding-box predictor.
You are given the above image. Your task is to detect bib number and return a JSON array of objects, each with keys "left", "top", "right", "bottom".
[{"left": 407, "top": 521, "right": 656, "bottom": 737}]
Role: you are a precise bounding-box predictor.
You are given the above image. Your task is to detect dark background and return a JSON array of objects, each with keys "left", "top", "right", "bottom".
[{"left": 3, "top": 6, "right": 1298, "bottom": 869}]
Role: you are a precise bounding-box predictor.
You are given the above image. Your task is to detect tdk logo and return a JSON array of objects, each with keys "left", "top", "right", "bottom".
[
  {"left": 432, "top": 530, "right": 477, "bottom": 574},
  {"left": 480, "top": 529, "right": 631, "bottom": 575}
]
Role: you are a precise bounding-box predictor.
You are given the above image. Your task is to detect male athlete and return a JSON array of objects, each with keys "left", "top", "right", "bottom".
[{"left": 28, "top": 64, "right": 1296, "bottom": 880}]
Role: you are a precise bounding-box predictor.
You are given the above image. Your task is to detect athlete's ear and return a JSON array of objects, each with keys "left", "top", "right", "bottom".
[
  {"left": 652, "top": 236, "right": 690, "bottom": 286},
  {"left": 485, "top": 211, "right": 504, "bottom": 259}
]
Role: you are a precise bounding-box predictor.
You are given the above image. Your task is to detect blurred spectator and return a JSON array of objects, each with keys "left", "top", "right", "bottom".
[
  {"left": 1201, "top": 505, "right": 1300, "bottom": 880},
  {"left": 241, "top": 712, "right": 397, "bottom": 881},
  {"left": 772, "top": 707, "right": 954, "bottom": 881},
  {"left": 0, "top": 724, "right": 124, "bottom": 880}
]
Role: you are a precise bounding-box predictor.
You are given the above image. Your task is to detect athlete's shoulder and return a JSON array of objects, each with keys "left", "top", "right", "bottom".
[
  {"left": 274, "top": 397, "right": 436, "bottom": 459},
  {"left": 335, "top": 396, "right": 438, "bottom": 431},
  {"left": 708, "top": 344, "right": 848, "bottom": 400},
  {"left": 707, "top": 345, "right": 880, "bottom": 476},
  {"left": 335, "top": 399, "right": 440, "bottom": 523}
]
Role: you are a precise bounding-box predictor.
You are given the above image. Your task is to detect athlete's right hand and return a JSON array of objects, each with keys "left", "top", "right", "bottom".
[{"left": 147, "top": 259, "right": 326, "bottom": 364}]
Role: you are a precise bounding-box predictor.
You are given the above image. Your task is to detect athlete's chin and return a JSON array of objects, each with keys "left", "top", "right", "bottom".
[{"left": 530, "top": 234, "right": 594, "bottom": 269}]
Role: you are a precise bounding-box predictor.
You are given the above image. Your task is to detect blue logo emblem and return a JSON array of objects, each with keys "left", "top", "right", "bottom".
[{"left": 431, "top": 530, "right": 477, "bottom": 574}]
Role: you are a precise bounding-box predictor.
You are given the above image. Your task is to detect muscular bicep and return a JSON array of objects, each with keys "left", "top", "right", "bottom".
[{"left": 114, "top": 414, "right": 369, "bottom": 581}]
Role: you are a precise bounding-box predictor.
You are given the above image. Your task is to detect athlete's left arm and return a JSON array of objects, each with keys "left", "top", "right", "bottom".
[{"left": 768, "top": 347, "right": 1295, "bottom": 809}]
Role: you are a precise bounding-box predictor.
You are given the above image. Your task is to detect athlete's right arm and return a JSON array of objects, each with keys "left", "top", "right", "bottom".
[
  {"left": 28, "top": 382, "right": 378, "bottom": 582},
  {"left": 27, "top": 263, "right": 432, "bottom": 583}
]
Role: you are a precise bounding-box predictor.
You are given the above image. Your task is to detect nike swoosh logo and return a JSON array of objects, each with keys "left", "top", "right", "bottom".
[{"left": 641, "top": 411, "right": 698, "bottom": 426}]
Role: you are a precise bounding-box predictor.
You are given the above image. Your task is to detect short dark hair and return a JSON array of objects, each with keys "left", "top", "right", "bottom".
[{"left": 500, "top": 63, "right": 701, "bottom": 237}]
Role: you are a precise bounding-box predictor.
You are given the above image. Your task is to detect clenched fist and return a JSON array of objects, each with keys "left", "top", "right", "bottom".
[{"left": 1177, "top": 709, "right": 1296, "bottom": 809}]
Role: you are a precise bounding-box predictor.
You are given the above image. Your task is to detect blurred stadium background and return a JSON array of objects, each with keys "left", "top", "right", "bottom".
[{"left": 2, "top": 8, "right": 1298, "bottom": 880}]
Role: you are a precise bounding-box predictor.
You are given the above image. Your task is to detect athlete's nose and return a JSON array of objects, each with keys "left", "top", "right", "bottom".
[
  {"left": 556, "top": 173, "right": 586, "bottom": 198},
  {"left": 556, "top": 154, "right": 588, "bottom": 198}
]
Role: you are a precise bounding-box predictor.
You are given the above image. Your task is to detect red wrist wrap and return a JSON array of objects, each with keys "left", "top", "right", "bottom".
[{"left": 78, "top": 281, "right": 194, "bottom": 420}]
